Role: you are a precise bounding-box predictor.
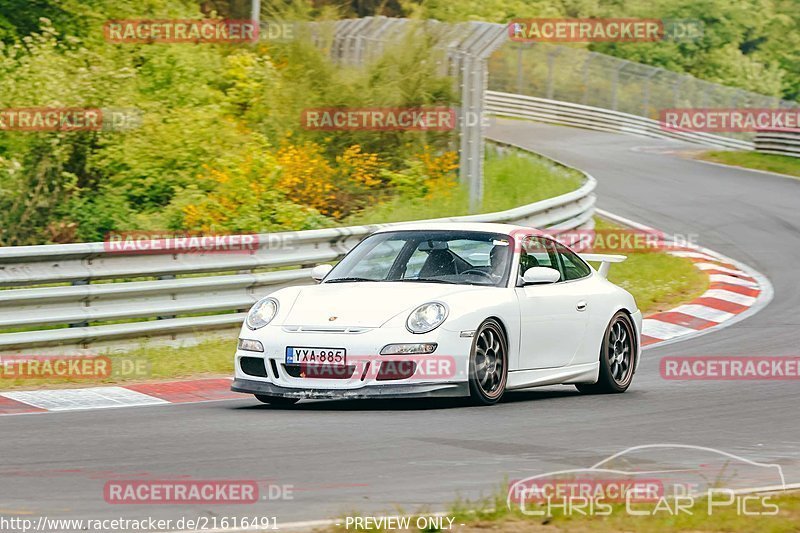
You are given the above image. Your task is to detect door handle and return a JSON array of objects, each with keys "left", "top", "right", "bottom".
[{"left": 577, "top": 301, "right": 588, "bottom": 312}]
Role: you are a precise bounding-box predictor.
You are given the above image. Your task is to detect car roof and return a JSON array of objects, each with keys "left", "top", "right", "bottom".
[{"left": 370, "top": 221, "right": 541, "bottom": 237}]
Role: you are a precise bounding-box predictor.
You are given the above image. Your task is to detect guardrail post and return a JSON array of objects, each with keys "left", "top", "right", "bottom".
[
  {"left": 70, "top": 279, "right": 90, "bottom": 328},
  {"left": 157, "top": 275, "right": 177, "bottom": 320},
  {"left": 642, "top": 71, "right": 656, "bottom": 117}
]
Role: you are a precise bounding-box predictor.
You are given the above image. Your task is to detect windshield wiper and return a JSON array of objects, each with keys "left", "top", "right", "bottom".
[
  {"left": 324, "top": 277, "right": 380, "bottom": 283},
  {"left": 395, "top": 278, "right": 458, "bottom": 284}
]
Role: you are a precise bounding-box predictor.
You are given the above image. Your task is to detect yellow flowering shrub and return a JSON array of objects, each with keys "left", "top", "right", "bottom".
[
  {"left": 169, "top": 140, "right": 329, "bottom": 233},
  {"left": 275, "top": 142, "right": 336, "bottom": 216},
  {"left": 418, "top": 146, "right": 459, "bottom": 180},
  {"left": 417, "top": 147, "right": 459, "bottom": 199},
  {"left": 275, "top": 142, "right": 389, "bottom": 220},
  {"left": 336, "top": 145, "right": 384, "bottom": 188},
  {"left": 169, "top": 140, "right": 460, "bottom": 233}
]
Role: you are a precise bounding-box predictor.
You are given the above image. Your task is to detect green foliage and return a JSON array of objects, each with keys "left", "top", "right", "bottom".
[
  {"left": 344, "top": 148, "right": 583, "bottom": 225},
  {"left": 414, "top": 0, "right": 799, "bottom": 101},
  {"left": 0, "top": 3, "right": 457, "bottom": 245},
  {"left": 3, "top": 0, "right": 796, "bottom": 245},
  {"left": 698, "top": 150, "right": 800, "bottom": 178}
]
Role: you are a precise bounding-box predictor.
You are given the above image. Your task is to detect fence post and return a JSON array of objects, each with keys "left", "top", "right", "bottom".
[
  {"left": 611, "top": 64, "right": 623, "bottom": 111},
  {"left": 582, "top": 55, "right": 591, "bottom": 105},
  {"left": 546, "top": 49, "right": 557, "bottom": 99}
]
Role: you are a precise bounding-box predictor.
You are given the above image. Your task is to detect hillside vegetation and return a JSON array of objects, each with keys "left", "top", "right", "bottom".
[{"left": 1, "top": 0, "right": 796, "bottom": 246}]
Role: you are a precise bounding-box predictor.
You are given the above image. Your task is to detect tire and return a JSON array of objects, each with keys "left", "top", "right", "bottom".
[
  {"left": 468, "top": 318, "right": 508, "bottom": 405},
  {"left": 254, "top": 394, "right": 300, "bottom": 406},
  {"left": 576, "top": 311, "right": 636, "bottom": 394}
]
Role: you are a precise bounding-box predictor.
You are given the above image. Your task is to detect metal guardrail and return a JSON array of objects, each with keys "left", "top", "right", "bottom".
[
  {"left": 0, "top": 162, "right": 596, "bottom": 352},
  {"left": 754, "top": 131, "right": 800, "bottom": 158},
  {"left": 488, "top": 42, "right": 799, "bottom": 148},
  {"left": 485, "top": 91, "right": 754, "bottom": 151}
]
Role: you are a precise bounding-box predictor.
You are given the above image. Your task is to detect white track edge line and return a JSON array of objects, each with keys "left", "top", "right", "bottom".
[{"left": 686, "top": 156, "right": 800, "bottom": 182}]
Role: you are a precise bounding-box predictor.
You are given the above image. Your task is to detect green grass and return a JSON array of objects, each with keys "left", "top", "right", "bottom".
[
  {"left": 482, "top": 149, "right": 585, "bottom": 212},
  {"left": 0, "top": 335, "right": 237, "bottom": 391},
  {"left": 698, "top": 150, "right": 800, "bottom": 178},
  {"left": 344, "top": 149, "right": 584, "bottom": 225},
  {"left": 591, "top": 217, "right": 709, "bottom": 314},
  {"left": 604, "top": 253, "right": 708, "bottom": 314}
]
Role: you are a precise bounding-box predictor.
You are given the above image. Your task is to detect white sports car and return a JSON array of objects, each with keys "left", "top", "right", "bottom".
[{"left": 232, "top": 222, "right": 642, "bottom": 406}]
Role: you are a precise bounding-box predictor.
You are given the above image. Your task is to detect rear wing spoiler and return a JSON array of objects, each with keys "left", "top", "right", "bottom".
[{"left": 580, "top": 253, "right": 627, "bottom": 278}]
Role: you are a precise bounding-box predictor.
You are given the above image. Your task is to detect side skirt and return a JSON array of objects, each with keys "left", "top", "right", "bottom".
[{"left": 506, "top": 362, "right": 599, "bottom": 390}]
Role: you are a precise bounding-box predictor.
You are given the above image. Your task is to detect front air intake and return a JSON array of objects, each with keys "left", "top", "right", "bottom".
[{"left": 240, "top": 357, "right": 268, "bottom": 378}]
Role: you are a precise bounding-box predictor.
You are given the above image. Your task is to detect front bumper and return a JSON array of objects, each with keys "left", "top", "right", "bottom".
[
  {"left": 232, "top": 378, "right": 469, "bottom": 399},
  {"left": 232, "top": 325, "right": 472, "bottom": 399}
]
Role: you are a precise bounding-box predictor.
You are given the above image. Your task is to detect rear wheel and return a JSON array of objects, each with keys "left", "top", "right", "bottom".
[
  {"left": 254, "top": 394, "right": 300, "bottom": 406},
  {"left": 576, "top": 311, "right": 636, "bottom": 394},
  {"left": 468, "top": 319, "right": 508, "bottom": 405}
]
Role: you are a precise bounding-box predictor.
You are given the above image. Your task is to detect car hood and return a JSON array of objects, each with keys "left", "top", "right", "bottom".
[{"left": 282, "top": 282, "right": 485, "bottom": 328}]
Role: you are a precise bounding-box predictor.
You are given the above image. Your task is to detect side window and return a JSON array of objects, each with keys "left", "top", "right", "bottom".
[
  {"left": 519, "top": 236, "right": 557, "bottom": 276},
  {"left": 555, "top": 242, "right": 591, "bottom": 280}
]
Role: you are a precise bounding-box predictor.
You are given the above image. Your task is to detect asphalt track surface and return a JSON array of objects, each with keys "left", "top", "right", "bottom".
[{"left": 2, "top": 119, "right": 800, "bottom": 528}]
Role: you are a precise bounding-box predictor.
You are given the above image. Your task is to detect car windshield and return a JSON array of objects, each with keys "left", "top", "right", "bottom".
[{"left": 324, "top": 230, "right": 513, "bottom": 287}]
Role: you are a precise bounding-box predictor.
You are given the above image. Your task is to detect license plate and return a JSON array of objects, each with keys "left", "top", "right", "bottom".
[{"left": 286, "top": 347, "right": 346, "bottom": 365}]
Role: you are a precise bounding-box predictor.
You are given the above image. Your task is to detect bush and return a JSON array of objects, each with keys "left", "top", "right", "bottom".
[{"left": 0, "top": 7, "right": 459, "bottom": 244}]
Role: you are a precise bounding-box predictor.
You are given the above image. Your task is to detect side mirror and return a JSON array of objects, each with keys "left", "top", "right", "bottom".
[
  {"left": 522, "top": 266, "right": 560, "bottom": 285},
  {"left": 311, "top": 264, "right": 333, "bottom": 282}
]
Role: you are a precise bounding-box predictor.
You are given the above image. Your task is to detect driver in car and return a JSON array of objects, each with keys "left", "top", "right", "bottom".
[{"left": 488, "top": 243, "right": 510, "bottom": 283}]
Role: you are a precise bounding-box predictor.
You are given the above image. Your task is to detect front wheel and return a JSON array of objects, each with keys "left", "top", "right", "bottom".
[
  {"left": 468, "top": 319, "right": 508, "bottom": 405},
  {"left": 254, "top": 394, "right": 300, "bottom": 406},
  {"left": 576, "top": 311, "right": 636, "bottom": 394}
]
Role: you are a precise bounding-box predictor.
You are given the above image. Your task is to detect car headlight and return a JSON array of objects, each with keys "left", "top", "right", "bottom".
[
  {"left": 381, "top": 343, "right": 438, "bottom": 355},
  {"left": 406, "top": 302, "right": 448, "bottom": 334},
  {"left": 246, "top": 297, "right": 278, "bottom": 330},
  {"left": 238, "top": 338, "right": 264, "bottom": 352}
]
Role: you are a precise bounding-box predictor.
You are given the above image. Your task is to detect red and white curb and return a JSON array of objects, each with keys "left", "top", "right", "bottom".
[
  {"left": 642, "top": 250, "right": 763, "bottom": 347},
  {"left": 0, "top": 211, "right": 773, "bottom": 415},
  {"left": 596, "top": 209, "right": 773, "bottom": 349},
  {"left": 0, "top": 378, "right": 239, "bottom": 416}
]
